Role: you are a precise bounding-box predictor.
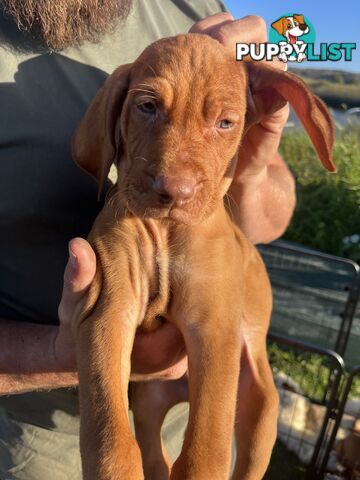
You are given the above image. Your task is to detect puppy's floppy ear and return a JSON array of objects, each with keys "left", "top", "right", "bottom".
[
  {"left": 294, "top": 14, "right": 306, "bottom": 25},
  {"left": 245, "top": 62, "right": 336, "bottom": 172},
  {"left": 72, "top": 63, "right": 132, "bottom": 198},
  {"left": 271, "top": 17, "right": 287, "bottom": 36}
]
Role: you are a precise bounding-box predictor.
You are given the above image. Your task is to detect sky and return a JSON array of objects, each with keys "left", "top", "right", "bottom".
[{"left": 223, "top": 0, "right": 360, "bottom": 72}]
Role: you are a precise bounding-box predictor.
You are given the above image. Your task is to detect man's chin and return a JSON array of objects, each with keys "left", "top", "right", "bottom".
[{"left": 2, "top": 0, "right": 133, "bottom": 50}]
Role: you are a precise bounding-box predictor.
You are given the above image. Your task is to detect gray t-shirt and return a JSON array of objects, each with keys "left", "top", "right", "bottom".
[
  {"left": 0, "top": 0, "right": 226, "bottom": 436},
  {"left": 0, "top": 0, "right": 226, "bottom": 326}
]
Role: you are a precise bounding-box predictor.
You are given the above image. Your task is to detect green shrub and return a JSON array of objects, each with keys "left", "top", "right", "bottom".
[
  {"left": 280, "top": 125, "right": 360, "bottom": 262},
  {"left": 268, "top": 343, "right": 360, "bottom": 400}
]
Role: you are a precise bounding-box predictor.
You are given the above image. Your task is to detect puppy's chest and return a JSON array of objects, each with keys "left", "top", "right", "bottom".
[{"left": 136, "top": 223, "right": 193, "bottom": 332}]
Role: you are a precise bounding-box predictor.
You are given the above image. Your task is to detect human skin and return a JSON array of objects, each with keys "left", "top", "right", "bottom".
[{"left": 0, "top": 13, "right": 295, "bottom": 394}]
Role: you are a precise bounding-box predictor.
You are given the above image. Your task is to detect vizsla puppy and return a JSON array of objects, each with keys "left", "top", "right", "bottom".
[{"left": 71, "top": 34, "right": 335, "bottom": 480}]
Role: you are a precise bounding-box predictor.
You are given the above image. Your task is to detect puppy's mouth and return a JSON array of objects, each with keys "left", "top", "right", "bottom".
[
  {"left": 124, "top": 184, "right": 213, "bottom": 226},
  {"left": 288, "top": 33, "right": 297, "bottom": 44},
  {"left": 126, "top": 200, "right": 205, "bottom": 226}
]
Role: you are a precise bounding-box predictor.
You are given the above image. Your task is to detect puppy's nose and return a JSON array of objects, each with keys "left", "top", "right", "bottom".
[
  {"left": 299, "top": 23, "right": 308, "bottom": 31},
  {"left": 153, "top": 175, "right": 196, "bottom": 205}
]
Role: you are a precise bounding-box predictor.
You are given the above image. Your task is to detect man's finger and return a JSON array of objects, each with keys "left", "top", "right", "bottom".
[
  {"left": 211, "top": 15, "right": 267, "bottom": 46},
  {"left": 191, "top": 15, "right": 286, "bottom": 71},
  {"left": 192, "top": 15, "right": 267, "bottom": 47},
  {"left": 59, "top": 238, "right": 96, "bottom": 319},
  {"left": 189, "top": 12, "right": 234, "bottom": 34}
]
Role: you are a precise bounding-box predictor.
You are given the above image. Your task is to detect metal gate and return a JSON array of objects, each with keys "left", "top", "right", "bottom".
[
  {"left": 265, "top": 333, "right": 345, "bottom": 480},
  {"left": 260, "top": 242, "right": 360, "bottom": 480},
  {"left": 259, "top": 241, "right": 360, "bottom": 364},
  {"left": 316, "top": 367, "right": 360, "bottom": 479}
]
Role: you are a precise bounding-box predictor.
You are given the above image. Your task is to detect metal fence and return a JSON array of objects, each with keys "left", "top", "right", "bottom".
[
  {"left": 258, "top": 241, "right": 360, "bottom": 365},
  {"left": 344, "top": 304, "right": 360, "bottom": 369},
  {"left": 265, "top": 333, "right": 345, "bottom": 480},
  {"left": 321, "top": 367, "right": 360, "bottom": 480},
  {"left": 259, "top": 242, "right": 360, "bottom": 480}
]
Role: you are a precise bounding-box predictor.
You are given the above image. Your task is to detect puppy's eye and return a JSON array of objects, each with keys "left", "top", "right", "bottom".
[
  {"left": 137, "top": 101, "right": 157, "bottom": 115},
  {"left": 287, "top": 23, "right": 292, "bottom": 28},
  {"left": 294, "top": 21, "right": 299, "bottom": 26},
  {"left": 217, "top": 119, "right": 234, "bottom": 130}
]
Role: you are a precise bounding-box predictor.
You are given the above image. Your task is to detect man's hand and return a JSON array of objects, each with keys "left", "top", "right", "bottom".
[
  {"left": 56, "top": 238, "right": 96, "bottom": 371},
  {"left": 190, "top": 13, "right": 296, "bottom": 244},
  {"left": 0, "top": 235, "right": 185, "bottom": 396},
  {"left": 56, "top": 237, "right": 187, "bottom": 380}
]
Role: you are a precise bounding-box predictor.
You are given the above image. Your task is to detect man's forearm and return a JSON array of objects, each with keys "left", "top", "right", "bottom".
[
  {"left": 0, "top": 319, "right": 78, "bottom": 395},
  {"left": 228, "top": 153, "right": 296, "bottom": 244}
]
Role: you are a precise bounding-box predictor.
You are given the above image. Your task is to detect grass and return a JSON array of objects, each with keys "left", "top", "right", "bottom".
[
  {"left": 275, "top": 123, "right": 360, "bottom": 392},
  {"left": 268, "top": 342, "right": 360, "bottom": 400},
  {"left": 279, "top": 124, "right": 360, "bottom": 263},
  {"left": 268, "top": 343, "right": 332, "bottom": 401}
]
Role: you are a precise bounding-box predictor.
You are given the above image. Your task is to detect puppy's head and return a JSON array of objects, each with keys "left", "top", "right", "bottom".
[
  {"left": 73, "top": 34, "right": 247, "bottom": 224},
  {"left": 73, "top": 33, "right": 335, "bottom": 226},
  {"left": 271, "top": 15, "right": 309, "bottom": 41}
]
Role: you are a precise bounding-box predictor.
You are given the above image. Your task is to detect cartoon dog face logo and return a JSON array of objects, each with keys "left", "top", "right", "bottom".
[{"left": 271, "top": 14, "right": 309, "bottom": 45}]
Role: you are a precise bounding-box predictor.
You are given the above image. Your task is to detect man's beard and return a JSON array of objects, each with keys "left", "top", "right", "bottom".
[{"left": 2, "top": 0, "right": 133, "bottom": 50}]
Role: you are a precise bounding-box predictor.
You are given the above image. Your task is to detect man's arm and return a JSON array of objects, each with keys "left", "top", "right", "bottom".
[
  {"left": 0, "top": 238, "right": 188, "bottom": 395},
  {"left": 0, "top": 240, "right": 93, "bottom": 396},
  {"left": 228, "top": 152, "right": 295, "bottom": 244},
  {"left": 0, "top": 319, "right": 77, "bottom": 395},
  {"left": 228, "top": 99, "right": 296, "bottom": 244}
]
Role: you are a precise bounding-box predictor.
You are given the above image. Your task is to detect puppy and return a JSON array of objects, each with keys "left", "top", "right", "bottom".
[{"left": 71, "top": 34, "right": 335, "bottom": 480}]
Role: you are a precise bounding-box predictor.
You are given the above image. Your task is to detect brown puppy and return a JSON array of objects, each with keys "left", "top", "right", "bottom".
[{"left": 71, "top": 34, "right": 335, "bottom": 480}]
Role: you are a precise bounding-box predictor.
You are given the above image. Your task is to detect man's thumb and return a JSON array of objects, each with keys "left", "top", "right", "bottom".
[{"left": 59, "top": 238, "right": 96, "bottom": 319}]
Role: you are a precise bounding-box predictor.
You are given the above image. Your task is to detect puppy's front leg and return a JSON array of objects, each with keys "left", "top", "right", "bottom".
[
  {"left": 232, "top": 342, "right": 278, "bottom": 480},
  {"left": 171, "top": 306, "right": 241, "bottom": 480},
  {"left": 76, "top": 294, "right": 143, "bottom": 480},
  {"left": 232, "top": 256, "right": 278, "bottom": 480}
]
